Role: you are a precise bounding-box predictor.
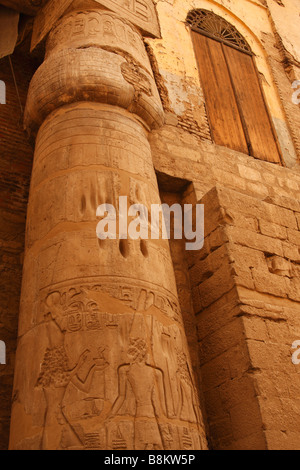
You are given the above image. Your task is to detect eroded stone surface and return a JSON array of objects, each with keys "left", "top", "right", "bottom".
[
  {"left": 31, "top": 0, "right": 160, "bottom": 51},
  {"left": 1, "top": 0, "right": 300, "bottom": 452},
  {"left": 9, "top": 7, "right": 206, "bottom": 451}
]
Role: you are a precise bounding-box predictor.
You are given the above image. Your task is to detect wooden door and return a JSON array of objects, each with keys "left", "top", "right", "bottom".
[
  {"left": 192, "top": 30, "right": 282, "bottom": 164},
  {"left": 223, "top": 45, "right": 281, "bottom": 163},
  {"left": 192, "top": 31, "right": 249, "bottom": 154}
]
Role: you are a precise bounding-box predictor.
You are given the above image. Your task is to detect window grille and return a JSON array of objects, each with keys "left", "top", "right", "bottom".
[{"left": 186, "top": 9, "right": 252, "bottom": 54}]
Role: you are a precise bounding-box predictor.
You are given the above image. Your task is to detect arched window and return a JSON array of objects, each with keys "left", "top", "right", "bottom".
[{"left": 187, "top": 10, "right": 282, "bottom": 164}]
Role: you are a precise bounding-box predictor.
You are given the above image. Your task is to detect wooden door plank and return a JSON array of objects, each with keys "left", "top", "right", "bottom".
[
  {"left": 224, "top": 45, "right": 281, "bottom": 163},
  {"left": 192, "top": 31, "right": 249, "bottom": 154}
]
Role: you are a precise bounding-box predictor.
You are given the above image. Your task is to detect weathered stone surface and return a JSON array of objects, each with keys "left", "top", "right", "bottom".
[
  {"left": 1, "top": 0, "right": 300, "bottom": 453},
  {"left": 31, "top": 0, "right": 160, "bottom": 51},
  {"left": 9, "top": 7, "right": 206, "bottom": 451},
  {"left": 45, "top": 9, "right": 153, "bottom": 73},
  {"left": 90, "top": 0, "right": 160, "bottom": 37},
  {"left": 188, "top": 185, "right": 300, "bottom": 450},
  {"left": 26, "top": 10, "right": 164, "bottom": 136}
]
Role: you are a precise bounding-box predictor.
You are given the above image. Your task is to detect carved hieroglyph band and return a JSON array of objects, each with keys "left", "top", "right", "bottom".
[
  {"left": 45, "top": 10, "right": 152, "bottom": 74},
  {"left": 12, "top": 291, "right": 203, "bottom": 450},
  {"left": 25, "top": 11, "right": 164, "bottom": 135},
  {"left": 31, "top": 0, "right": 160, "bottom": 51}
]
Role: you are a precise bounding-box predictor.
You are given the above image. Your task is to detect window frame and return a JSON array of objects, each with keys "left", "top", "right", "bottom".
[{"left": 188, "top": 16, "right": 284, "bottom": 165}]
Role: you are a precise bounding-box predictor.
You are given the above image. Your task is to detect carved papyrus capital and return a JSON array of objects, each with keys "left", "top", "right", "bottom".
[{"left": 25, "top": 9, "right": 164, "bottom": 135}]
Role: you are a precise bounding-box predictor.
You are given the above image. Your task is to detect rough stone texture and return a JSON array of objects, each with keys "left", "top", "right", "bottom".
[
  {"left": 187, "top": 186, "right": 300, "bottom": 450},
  {"left": 149, "top": 125, "right": 300, "bottom": 204},
  {"left": 26, "top": 9, "right": 164, "bottom": 137},
  {"left": 31, "top": 0, "right": 161, "bottom": 51},
  {"left": 0, "top": 0, "right": 299, "bottom": 451},
  {"left": 8, "top": 8, "right": 207, "bottom": 451},
  {"left": 149, "top": 0, "right": 300, "bottom": 168}
]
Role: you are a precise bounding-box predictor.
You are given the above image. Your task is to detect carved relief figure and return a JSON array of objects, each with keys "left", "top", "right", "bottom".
[
  {"left": 109, "top": 337, "right": 166, "bottom": 449},
  {"left": 176, "top": 351, "right": 200, "bottom": 424},
  {"left": 36, "top": 292, "right": 108, "bottom": 449},
  {"left": 103, "top": 20, "right": 114, "bottom": 36},
  {"left": 33, "top": 286, "right": 203, "bottom": 450}
]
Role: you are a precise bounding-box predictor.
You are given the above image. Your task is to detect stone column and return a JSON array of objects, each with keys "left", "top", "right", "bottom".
[{"left": 9, "top": 9, "right": 206, "bottom": 450}]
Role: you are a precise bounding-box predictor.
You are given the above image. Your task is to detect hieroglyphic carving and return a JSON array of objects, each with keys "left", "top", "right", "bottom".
[
  {"left": 41, "top": 282, "right": 181, "bottom": 326},
  {"left": 33, "top": 287, "right": 203, "bottom": 450},
  {"left": 182, "top": 427, "right": 193, "bottom": 450},
  {"left": 83, "top": 433, "right": 102, "bottom": 449},
  {"left": 42, "top": 289, "right": 104, "bottom": 334},
  {"left": 31, "top": 0, "right": 160, "bottom": 51},
  {"left": 36, "top": 313, "right": 104, "bottom": 449},
  {"left": 90, "top": 283, "right": 181, "bottom": 321},
  {"left": 45, "top": 11, "right": 150, "bottom": 72},
  {"left": 176, "top": 350, "right": 200, "bottom": 424},
  {"left": 112, "top": 427, "right": 128, "bottom": 450},
  {"left": 11, "top": 0, "right": 206, "bottom": 446}
]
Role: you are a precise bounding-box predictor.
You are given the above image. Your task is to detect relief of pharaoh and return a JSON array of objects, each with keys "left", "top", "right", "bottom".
[
  {"left": 109, "top": 337, "right": 167, "bottom": 450},
  {"left": 36, "top": 290, "right": 109, "bottom": 450}
]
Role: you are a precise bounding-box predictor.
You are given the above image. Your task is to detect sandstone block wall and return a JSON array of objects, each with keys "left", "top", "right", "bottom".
[
  {"left": 149, "top": 120, "right": 300, "bottom": 449},
  {"left": 149, "top": 124, "right": 300, "bottom": 203},
  {"left": 187, "top": 186, "right": 300, "bottom": 450}
]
